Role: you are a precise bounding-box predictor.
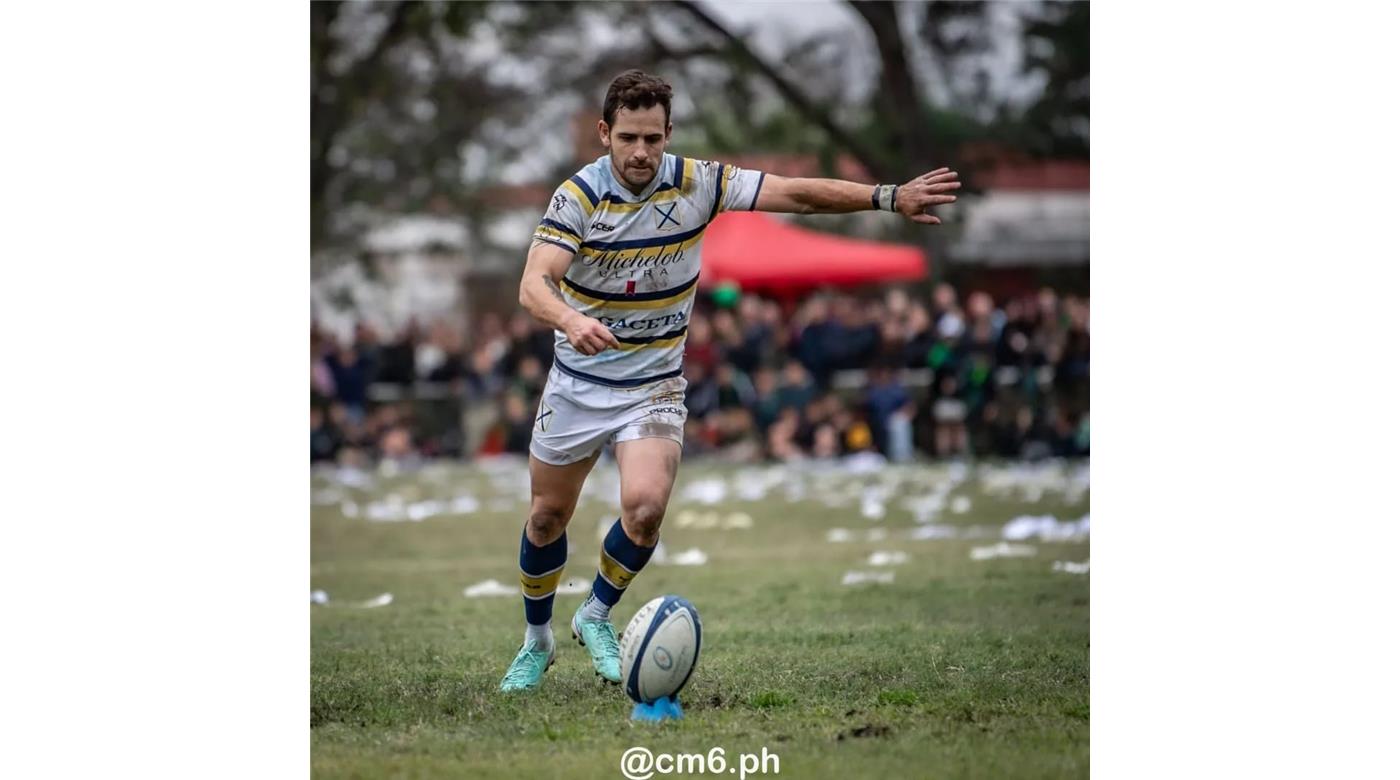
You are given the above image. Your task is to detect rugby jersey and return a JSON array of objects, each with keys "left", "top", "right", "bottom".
[{"left": 532, "top": 153, "right": 765, "bottom": 387}]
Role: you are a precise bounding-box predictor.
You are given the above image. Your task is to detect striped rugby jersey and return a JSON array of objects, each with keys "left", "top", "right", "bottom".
[{"left": 532, "top": 153, "right": 765, "bottom": 388}]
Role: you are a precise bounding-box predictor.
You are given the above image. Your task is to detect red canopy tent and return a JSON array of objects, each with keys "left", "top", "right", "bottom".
[{"left": 699, "top": 211, "right": 927, "bottom": 294}]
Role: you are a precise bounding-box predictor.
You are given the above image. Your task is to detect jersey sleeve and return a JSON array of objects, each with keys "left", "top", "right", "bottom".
[
  {"left": 692, "top": 159, "right": 767, "bottom": 221},
  {"left": 532, "top": 179, "right": 595, "bottom": 254}
]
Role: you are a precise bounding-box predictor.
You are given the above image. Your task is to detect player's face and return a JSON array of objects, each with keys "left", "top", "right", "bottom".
[{"left": 600, "top": 105, "right": 671, "bottom": 192}]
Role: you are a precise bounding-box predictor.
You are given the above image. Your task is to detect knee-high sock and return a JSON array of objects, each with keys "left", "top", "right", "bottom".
[
  {"left": 520, "top": 528, "right": 567, "bottom": 628},
  {"left": 588, "top": 518, "right": 656, "bottom": 613}
]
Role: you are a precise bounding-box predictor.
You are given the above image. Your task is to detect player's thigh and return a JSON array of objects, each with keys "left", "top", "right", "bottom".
[{"left": 614, "top": 436, "right": 682, "bottom": 515}]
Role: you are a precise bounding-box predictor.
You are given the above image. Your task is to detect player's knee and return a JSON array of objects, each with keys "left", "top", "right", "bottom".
[
  {"left": 526, "top": 503, "right": 571, "bottom": 544},
  {"left": 621, "top": 495, "right": 667, "bottom": 542}
]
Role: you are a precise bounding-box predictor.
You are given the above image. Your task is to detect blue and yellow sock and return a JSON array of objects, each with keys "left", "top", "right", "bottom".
[
  {"left": 581, "top": 518, "right": 656, "bottom": 622},
  {"left": 519, "top": 528, "right": 567, "bottom": 649}
]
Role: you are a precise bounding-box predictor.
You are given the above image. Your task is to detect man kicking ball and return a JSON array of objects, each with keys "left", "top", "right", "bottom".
[{"left": 500, "top": 70, "right": 961, "bottom": 691}]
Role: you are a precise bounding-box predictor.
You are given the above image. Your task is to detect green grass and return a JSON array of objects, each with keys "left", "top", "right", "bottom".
[{"left": 312, "top": 460, "right": 1089, "bottom": 779}]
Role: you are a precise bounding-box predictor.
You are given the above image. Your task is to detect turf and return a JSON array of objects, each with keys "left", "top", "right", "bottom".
[{"left": 311, "top": 458, "right": 1089, "bottom": 779}]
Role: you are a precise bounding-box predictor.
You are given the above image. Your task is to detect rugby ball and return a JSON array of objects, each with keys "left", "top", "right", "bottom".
[{"left": 619, "top": 595, "right": 702, "bottom": 704}]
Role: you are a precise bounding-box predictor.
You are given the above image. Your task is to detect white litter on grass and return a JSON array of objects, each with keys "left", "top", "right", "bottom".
[
  {"left": 311, "top": 590, "right": 329, "bottom": 604},
  {"left": 1002, "top": 514, "right": 1090, "bottom": 542},
  {"left": 841, "top": 570, "right": 895, "bottom": 586},
  {"left": 867, "top": 551, "right": 909, "bottom": 566},
  {"left": 1053, "top": 560, "right": 1090, "bottom": 574},
  {"left": 902, "top": 493, "right": 946, "bottom": 524},
  {"left": 841, "top": 452, "right": 887, "bottom": 474},
  {"left": 661, "top": 548, "right": 709, "bottom": 566},
  {"left": 464, "top": 579, "right": 518, "bottom": 598},
  {"left": 312, "top": 489, "right": 344, "bottom": 506},
  {"left": 827, "top": 528, "right": 853, "bottom": 543},
  {"left": 951, "top": 496, "right": 972, "bottom": 514},
  {"left": 341, "top": 501, "right": 360, "bottom": 518},
  {"left": 971, "top": 542, "right": 1038, "bottom": 561},
  {"left": 860, "top": 497, "right": 886, "bottom": 520},
  {"left": 680, "top": 477, "right": 728, "bottom": 505},
  {"left": 908, "top": 524, "right": 960, "bottom": 541},
  {"left": 558, "top": 577, "right": 591, "bottom": 594},
  {"left": 723, "top": 512, "right": 754, "bottom": 529},
  {"left": 358, "top": 593, "right": 393, "bottom": 608},
  {"left": 450, "top": 495, "right": 482, "bottom": 514}
]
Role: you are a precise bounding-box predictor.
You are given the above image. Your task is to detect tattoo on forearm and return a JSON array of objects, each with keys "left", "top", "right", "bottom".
[{"left": 542, "top": 274, "right": 566, "bottom": 303}]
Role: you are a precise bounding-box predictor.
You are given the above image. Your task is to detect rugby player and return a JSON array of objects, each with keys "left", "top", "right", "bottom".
[{"left": 501, "top": 70, "right": 960, "bottom": 691}]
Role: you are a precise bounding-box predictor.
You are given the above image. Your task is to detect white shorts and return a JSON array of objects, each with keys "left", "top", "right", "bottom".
[{"left": 529, "top": 365, "right": 689, "bottom": 466}]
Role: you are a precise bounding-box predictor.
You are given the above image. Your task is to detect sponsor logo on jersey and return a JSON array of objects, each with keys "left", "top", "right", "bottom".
[{"left": 591, "top": 221, "right": 616, "bottom": 232}]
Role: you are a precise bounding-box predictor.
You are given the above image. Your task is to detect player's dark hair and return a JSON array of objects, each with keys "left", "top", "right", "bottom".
[{"left": 602, "top": 70, "right": 673, "bottom": 127}]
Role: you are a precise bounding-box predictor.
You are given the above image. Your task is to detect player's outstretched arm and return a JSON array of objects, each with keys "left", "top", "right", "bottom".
[
  {"left": 752, "top": 167, "right": 961, "bottom": 225},
  {"left": 518, "top": 240, "right": 620, "bottom": 356}
]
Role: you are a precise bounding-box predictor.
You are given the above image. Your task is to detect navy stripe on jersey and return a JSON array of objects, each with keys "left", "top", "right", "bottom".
[
  {"left": 555, "top": 361, "right": 683, "bottom": 388},
  {"left": 749, "top": 172, "right": 766, "bottom": 210},
  {"left": 569, "top": 174, "right": 600, "bottom": 207},
  {"left": 533, "top": 236, "right": 577, "bottom": 254},
  {"left": 579, "top": 222, "right": 706, "bottom": 251},
  {"left": 615, "top": 325, "right": 688, "bottom": 345},
  {"left": 671, "top": 156, "right": 685, "bottom": 189},
  {"left": 561, "top": 271, "right": 699, "bottom": 303},
  {"left": 707, "top": 164, "right": 727, "bottom": 222},
  {"left": 539, "top": 218, "right": 581, "bottom": 240}
]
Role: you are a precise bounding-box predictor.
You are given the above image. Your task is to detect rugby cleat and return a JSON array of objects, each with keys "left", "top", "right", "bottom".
[
  {"left": 571, "top": 607, "right": 623, "bottom": 684},
  {"left": 498, "top": 639, "right": 556, "bottom": 692}
]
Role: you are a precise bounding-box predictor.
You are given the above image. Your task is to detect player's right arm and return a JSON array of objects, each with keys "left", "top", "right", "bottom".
[{"left": 518, "top": 240, "right": 620, "bottom": 356}]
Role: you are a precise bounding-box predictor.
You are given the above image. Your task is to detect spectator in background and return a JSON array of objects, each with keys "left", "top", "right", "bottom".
[
  {"left": 866, "top": 364, "right": 914, "bottom": 461},
  {"left": 931, "top": 372, "right": 969, "bottom": 457},
  {"left": 326, "top": 343, "right": 373, "bottom": 421},
  {"left": 311, "top": 406, "right": 341, "bottom": 463},
  {"left": 777, "top": 359, "right": 816, "bottom": 412},
  {"left": 750, "top": 365, "right": 782, "bottom": 432},
  {"left": 501, "top": 392, "right": 535, "bottom": 455}
]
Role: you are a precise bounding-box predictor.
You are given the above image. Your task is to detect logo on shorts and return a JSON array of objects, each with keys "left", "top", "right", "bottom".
[
  {"left": 649, "top": 406, "right": 685, "bottom": 417},
  {"left": 536, "top": 401, "right": 554, "bottom": 432},
  {"left": 650, "top": 390, "right": 684, "bottom": 406}
]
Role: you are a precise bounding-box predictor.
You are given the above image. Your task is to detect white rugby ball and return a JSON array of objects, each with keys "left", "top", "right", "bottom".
[{"left": 620, "top": 595, "right": 702, "bottom": 704}]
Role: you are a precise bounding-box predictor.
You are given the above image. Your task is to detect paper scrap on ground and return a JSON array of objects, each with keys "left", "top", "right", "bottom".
[
  {"left": 557, "top": 577, "right": 591, "bottom": 594},
  {"left": 1052, "top": 560, "right": 1090, "bottom": 574},
  {"left": 664, "top": 548, "right": 709, "bottom": 566},
  {"left": 971, "top": 542, "right": 1038, "bottom": 561},
  {"left": 827, "top": 528, "right": 853, "bottom": 543},
  {"left": 841, "top": 570, "right": 895, "bottom": 586},
  {"left": 1002, "top": 514, "right": 1090, "bottom": 542},
  {"left": 679, "top": 478, "right": 728, "bottom": 505},
  {"left": 908, "top": 524, "right": 959, "bottom": 541},
  {"left": 867, "top": 551, "right": 909, "bottom": 566},
  {"left": 951, "top": 496, "right": 972, "bottom": 514},
  {"left": 311, "top": 589, "right": 392, "bottom": 607},
  {"left": 464, "top": 579, "right": 518, "bottom": 598}
]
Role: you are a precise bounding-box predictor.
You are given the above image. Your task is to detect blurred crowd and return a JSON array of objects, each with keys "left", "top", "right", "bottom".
[{"left": 311, "top": 283, "right": 1089, "bottom": 465}]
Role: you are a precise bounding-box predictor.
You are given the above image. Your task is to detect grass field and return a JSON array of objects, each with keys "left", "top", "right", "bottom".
[{"left": 311, "top": 457, "right": 1089, "bottom": 779}]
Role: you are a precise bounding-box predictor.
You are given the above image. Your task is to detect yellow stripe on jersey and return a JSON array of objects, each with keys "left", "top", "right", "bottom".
[
  {"left": 615, "top": 332, "right": 687, "bottom": 352},
  {"left": 561, "top": 179, "right": 599, "bottom": 214},
  {"left": 576, "top": 228, "right": 706, "bottom": 260},
  {"left": 520, "top": 563, "right": 566, "bottom": 600},
  {"left": 595, "top": 187, "right": 684, "bottom": 213},
  {"left": 533, "top": 224, "right": 579, "bottom": 247},
  {"left": 561, "top": 283, "right": 696, "bottom": 311}
]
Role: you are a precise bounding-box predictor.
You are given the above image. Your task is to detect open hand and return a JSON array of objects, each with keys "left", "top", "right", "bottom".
[{"left": 897, "top": 167, "right": 961, "bottom": 225}]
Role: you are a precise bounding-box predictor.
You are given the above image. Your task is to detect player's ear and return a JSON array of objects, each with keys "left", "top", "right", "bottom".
[
  {"left": 597, "top": 119, "right": 610, "bottom": 147},
  {"left": 665, "top": 122, "right": 672, "bottom": 141}
]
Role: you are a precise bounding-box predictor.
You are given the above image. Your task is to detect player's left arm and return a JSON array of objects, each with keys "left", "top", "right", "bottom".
[{"left": 753, "top": 167, "right": 961, "bottom": 225}]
